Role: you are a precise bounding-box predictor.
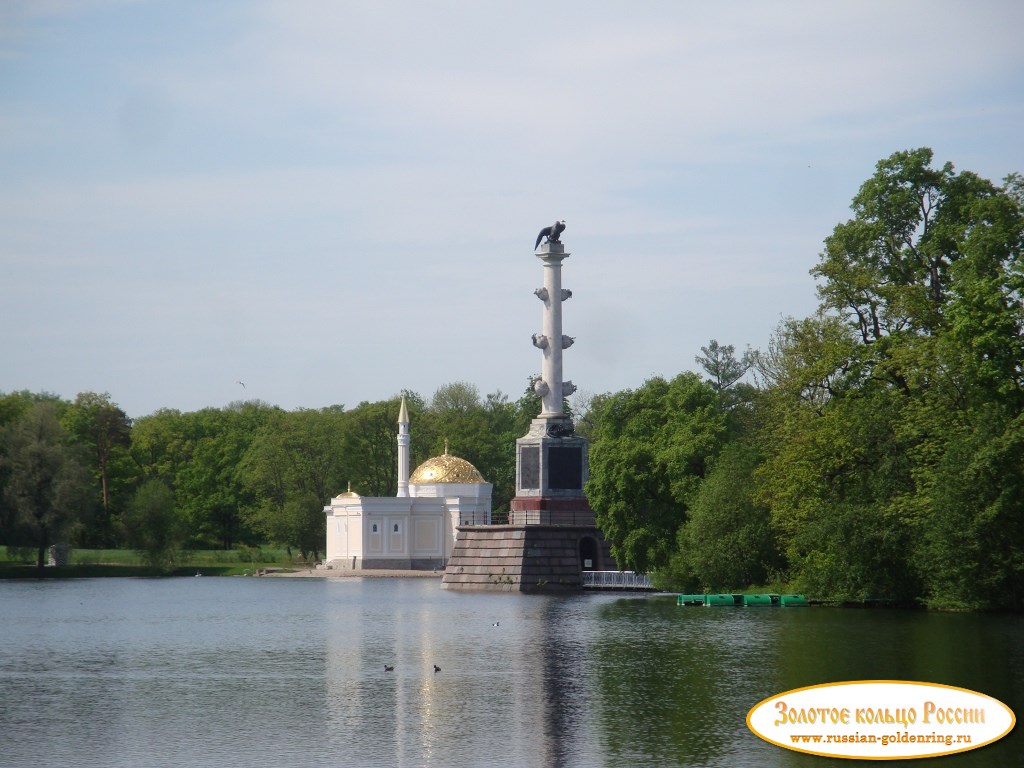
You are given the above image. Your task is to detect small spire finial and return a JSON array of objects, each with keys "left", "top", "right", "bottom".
[{"left": 444, "top": 439, "right": 449, "bottom": 455}]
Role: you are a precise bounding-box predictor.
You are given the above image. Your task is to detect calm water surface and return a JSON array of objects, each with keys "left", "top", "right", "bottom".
[{"left": 1, "top": 577, "right": 1021, "bottom": 768}]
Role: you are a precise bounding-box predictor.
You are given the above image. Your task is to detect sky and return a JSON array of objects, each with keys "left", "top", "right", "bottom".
[{"left": 2, "top": 1, "right": 1023, "bottom": 420}]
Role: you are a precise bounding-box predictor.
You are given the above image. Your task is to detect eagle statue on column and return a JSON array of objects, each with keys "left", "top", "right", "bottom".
[{"left": 535, "top": 220, "right": 566, "bottom": 249}]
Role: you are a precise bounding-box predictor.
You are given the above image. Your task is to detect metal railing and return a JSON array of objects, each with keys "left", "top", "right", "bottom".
[
  {"left": 456, "top": 512, "right": 495, "bottom": 526},
  {"left": 507, "top": 509, "right": 597, "bottom": 526},
  {"left": 459, "top": 510, "right": 597, "bottom": 526},
  {"left": 581, "top": 571, "right": 653, "bottom": 590}
]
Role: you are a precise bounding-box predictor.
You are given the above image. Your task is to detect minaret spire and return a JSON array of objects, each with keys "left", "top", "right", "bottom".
[{"left": 397, "top": 395, "right": 410, "bottom": 497}]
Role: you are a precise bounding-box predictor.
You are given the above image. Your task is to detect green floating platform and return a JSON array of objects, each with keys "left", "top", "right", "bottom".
[
  {"left": 676, "top": 593, "right": 809, "bottom": 607},
  {"left": 779, "top": 594, "right": 809, "bottom": 606},
  {"left": 743, "top": 593, "right": 779, "bottom": 606}
]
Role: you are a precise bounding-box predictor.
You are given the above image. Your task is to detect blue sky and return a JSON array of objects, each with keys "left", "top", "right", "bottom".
[{"left": 2, "top": 1, "right": 1022, "bottom": 419}]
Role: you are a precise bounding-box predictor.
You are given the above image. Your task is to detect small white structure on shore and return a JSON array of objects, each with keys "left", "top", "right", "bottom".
[{"left": 323, "top": 397, "right": 492, "bottom": 570}]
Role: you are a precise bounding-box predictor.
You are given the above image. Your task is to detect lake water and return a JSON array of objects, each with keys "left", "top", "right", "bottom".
[{"left": 1, "top": 577, "right": 1021, "bottom": 768}]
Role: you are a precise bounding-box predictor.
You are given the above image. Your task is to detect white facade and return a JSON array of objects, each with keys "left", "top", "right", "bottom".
[{"left": 323, "top": 398, "right": 492, "bottom": 570}]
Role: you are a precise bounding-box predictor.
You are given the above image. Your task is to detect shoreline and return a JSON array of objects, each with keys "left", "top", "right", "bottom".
[{"left": 264, "top": 568, "right": 442, "bottom": 579}]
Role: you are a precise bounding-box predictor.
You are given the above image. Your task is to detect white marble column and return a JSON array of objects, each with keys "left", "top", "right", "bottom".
[{"left": 533, "top": 243, "right": 572, "bottom": 418}]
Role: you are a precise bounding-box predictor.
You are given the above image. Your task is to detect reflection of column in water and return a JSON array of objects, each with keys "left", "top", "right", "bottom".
[{"left": 538, "top": 596, "right": 597, "bottom": 765}]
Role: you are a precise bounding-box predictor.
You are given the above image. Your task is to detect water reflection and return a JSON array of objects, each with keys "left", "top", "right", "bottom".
[
  {"left": 588, "top": 598, "right": 1024, "bottom": 768},
  {"left": 2, "top": 579, "right": 1021, "bottom": 768},
  {"left": 589, "top": 597, "right": 784, "bottom": 767},
  {"left": 0, "top": 578, "right": 332, "bottom": 768},
  {"left": 323, "top": 580, "right": 579, "bottom": 767}
]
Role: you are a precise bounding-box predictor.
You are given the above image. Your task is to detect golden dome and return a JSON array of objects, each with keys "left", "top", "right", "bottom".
[
  {"left": 409, "top": 451, "right": 485, "bottom": 484},
  {"left": 337, "top": 482, "right": 360, "bottom": 498}
]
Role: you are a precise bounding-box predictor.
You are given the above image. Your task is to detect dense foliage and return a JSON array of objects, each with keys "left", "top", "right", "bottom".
[
  {"left": 587, "top": 149, "right": 1023, "bottom": 610},
  {"left": 2, "top": 149, "right": 1021, "bottom": 609},
  {"left": 0, "top": 380, "right": 539, "bottom": 566}
]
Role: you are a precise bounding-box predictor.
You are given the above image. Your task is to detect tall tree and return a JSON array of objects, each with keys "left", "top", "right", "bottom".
[
  {"left": 239, "top": 407, "right": 347, "bottom": 560},
  {"left": 341, "top": 398, "right": 406, "bottom": 496},
  {"left": 429, "top": 381, "right": 482, "bottom": 413},
  {"left": 480, "top": 390, "right": 519, "bottom": 516},
  {"left": 813, "top": 147, "right": 954, "bottom": 343},
  {"left": 122, "top": 479, "right": 187, "bottom": 573},
  {"left": 767, "top": 148, "right": 1024, "bottom": 606},
  {"left": 586, "top": 373, "right": 725, "bottom": 573},
  {"left": 669, "top": 442, "right": 780, "bottom": 592},
  {"left": 130, "top": 408, "right": 192, "bottom": 485},
  {"left": 695, "top": 339, "right": 756, "bottom": 392},
  {"left": 0, "top": 391, "right": 67, "bottom": 544},
  {"left": 0, "top": 402, "right": 90, "bottom": 573},
  {"left": 62, "top": 392, "right": 133, "bottom": 545},
  {"left": 422, "top": 382, "right": 519, "bottom": 512},
  {"left": 173, "top": 401, "right": 278, "bottom": 549}
]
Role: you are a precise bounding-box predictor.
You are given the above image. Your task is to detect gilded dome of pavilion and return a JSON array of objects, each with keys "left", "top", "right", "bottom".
[
  {"left": 337, "top": 482, "right": 360, "bottom": 498},
  {"left": 409, "top": 450, "right": 485, "bottom": 484}
]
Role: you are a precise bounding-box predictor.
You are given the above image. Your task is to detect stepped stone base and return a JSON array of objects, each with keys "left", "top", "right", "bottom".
[{"left": 441, "top": 524, "right": 613, "bottom": 592}]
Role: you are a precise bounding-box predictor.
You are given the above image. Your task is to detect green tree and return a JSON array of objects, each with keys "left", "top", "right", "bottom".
[
  {"left": 668, "top": 442, "right": 779, "bottom": 592},
  {"left": 918, "top": 412, "right": 1024, "bottom": 610},
  {"left": 422, "top": 381, "right": 487, "bottom": 459},
  {"left": 695, "top": 339, "right": 756, "bottom": 392},
  {"left": 0, "top": 402, "right": 90, "bottom": 573},
  {"left": 912, "top": 172, "right": 1024, "bottom": 609},
  {"left": 0, "top": 391, "right": 67, "bottom": 544},
  {"left": 130, "top": 408, "right": 191, "bottom": 486},
  {"left": 586, "top": 373, "right": 725, "bottom": 573},
  {"left": 696, "top": 338, "right": 760, "bottom": 441},
  {"left": 813, "top": 147, "right": 954, "bottom": 343},
  {"left": 765, "top": 148, "right": 1024, "bottom": 605},
  {"left": 122, "top": 479, "right": 186, "bottom": 573},
  {"left": 754, "top": 315, "right": 921, "bottom": 602},
  {"left": 137, "top": 401, "right": 278, "bottom": 550},
  {"left": 62, "top": 391, "right": 133, "bottom": 545},
  {"left": 480, "top": 390, "right": 519, "bottom": 516},
  {"left": 342, "top": 398, "right": 405, "bottom": 496},
  {"left": 419, "top": 382, "right": 521, "bottom": 514},
  {"left": 179, "top": 402, "right": 277, "bottom": 549},
  {"left": 239, "top": 407, "right": 347, "bottom": 560},
  {"left": 429, "top": 381, "right": 482, "bottom": 413},
  {"left": 0, "top": 390, "right": 64, "bottom": 429}
]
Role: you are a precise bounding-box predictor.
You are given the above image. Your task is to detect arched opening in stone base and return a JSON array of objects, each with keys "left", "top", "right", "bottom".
[{"left": 579, "top": 536, "right": 599, "bottom": 571}]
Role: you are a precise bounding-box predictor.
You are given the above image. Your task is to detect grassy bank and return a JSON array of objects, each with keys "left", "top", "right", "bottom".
[{"left": 0, "top": 547, "right": 311, "bottom": 579}]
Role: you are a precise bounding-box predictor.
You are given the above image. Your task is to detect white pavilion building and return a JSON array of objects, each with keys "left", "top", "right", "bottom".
[{"left": 322, "top": 397, "right": 493, "bottom": 570}]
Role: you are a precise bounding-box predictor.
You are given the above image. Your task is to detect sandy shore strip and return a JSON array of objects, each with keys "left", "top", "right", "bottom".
[{"left": 262, "top": 568, "right": 442, "bottom": 578}]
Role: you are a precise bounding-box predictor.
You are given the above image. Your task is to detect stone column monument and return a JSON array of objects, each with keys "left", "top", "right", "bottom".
[
  {"left": 509, "top": 231, "right": 592, "bottom": 526},
  {"left": 442, "top": 222, "right": 614, "bottom": 591}
]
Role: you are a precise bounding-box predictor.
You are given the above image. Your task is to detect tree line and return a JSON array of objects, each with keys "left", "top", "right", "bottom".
[
  {"left": 587, "top": 148, "right": 1023, "bottom": 611},
  {"left": 3, "top": 148, "right": 1021, "bottom": 609},
  {"left": 0, "top": 383, "right": 542, "bottom": 574}
]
